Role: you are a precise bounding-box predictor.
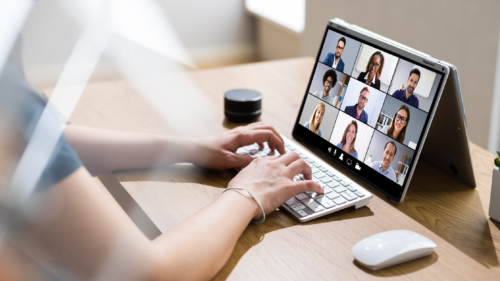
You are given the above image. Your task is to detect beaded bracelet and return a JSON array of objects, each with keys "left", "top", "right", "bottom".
[{"left": 221, "top": 188, "right": 266, "bottom": 224}]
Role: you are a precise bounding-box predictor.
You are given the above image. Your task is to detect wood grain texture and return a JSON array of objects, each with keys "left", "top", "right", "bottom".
[{"left": 44, "top": 58, "right": 500, "bottom": 280}]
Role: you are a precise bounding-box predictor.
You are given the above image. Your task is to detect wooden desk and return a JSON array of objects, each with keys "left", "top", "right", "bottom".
[{"left": 45, "top": 57, "right": 500, "bottom": 280}]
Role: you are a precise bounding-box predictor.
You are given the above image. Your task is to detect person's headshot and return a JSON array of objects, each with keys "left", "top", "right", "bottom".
[
  {"left": 392, "top": 68, "right": 420, "bottom": 108},
  {"left": 322, "top": 37, "right": 346, "bottom": 72},
  {"left": 371, "top": 141, "right": 397, "bottom": 181},
  {"left": 304, "top": 102, "right": 325, "bottom": 137},
  {"left": 387, "top": 104, "right": 410, "bottom": 143},
  {"left": 343, "top": 87, "right": 370, "bottom": 124},
  {"left": 312, "top": 69, "right": 337, "bottom": 105},
  {"left": 336, "top": 120, "right": 358, "bottom": 159},
  {"left": 357, "top": 51, "right": 384, "bottom": 90}
]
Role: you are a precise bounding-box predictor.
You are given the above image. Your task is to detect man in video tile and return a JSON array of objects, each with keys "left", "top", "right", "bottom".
[
  {"left": 371, "top": 141, "right": 397, "bottom": 182},
  {"left": 322, "top": 37, "right": 346, "bottom": 72},
  {"left": 344, "top": 87, "right": 370, "bottom": 124},
  {"left": 392, "top": 68, "right": 420, "bottom": 108},
  {"left": 312, "top": 69, "right": 337, "bottom": 105}
]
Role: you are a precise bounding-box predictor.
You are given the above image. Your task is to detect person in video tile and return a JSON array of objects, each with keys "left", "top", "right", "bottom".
[
  {"left": 357, "top": 51, "right": 384, "bottom": 90},
  {"left": 322, "top": 37, "right": 346, "bottom": 72},
  {"left": 312, "top": 69, "right": 337, "bottom": 105},
  {"left": 387, "top": 104, "right": 410, "bottom": 143},
  {"left": 371, "top": 141, "right": 397, "bottom": 181},
  {"left": 304, "top": 102, "right": 325, "bottom": 137},
  {"left": 336, "top": 120, "right": 358, "bottom": 159},
  {"left": 392, "top": 68, "right": 420, "bottom": 108},
  {"left": 343, "top": 86, "right": 370, "bottom": 124}
]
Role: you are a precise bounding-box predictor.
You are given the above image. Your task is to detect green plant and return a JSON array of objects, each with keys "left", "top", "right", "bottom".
[{"left": 496, "top": 151, "right": 500, "bottom": 168}]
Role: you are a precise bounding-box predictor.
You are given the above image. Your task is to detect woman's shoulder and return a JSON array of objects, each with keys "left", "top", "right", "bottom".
[
  {"left": 357, "top": 71, "right": 366, "bottom": 80},
  {"left": 304, "top": 122, "right": 310, "bottom": 128}
]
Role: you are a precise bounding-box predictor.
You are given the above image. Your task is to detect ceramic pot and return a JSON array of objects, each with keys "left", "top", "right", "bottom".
[{"left": 489, "top": 167, "right": 500, "bottom": 222}]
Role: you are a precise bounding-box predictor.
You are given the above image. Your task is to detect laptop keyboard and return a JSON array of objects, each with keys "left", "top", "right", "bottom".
[{"left": 235, "top": 137, "right": 372, "bottom": 222}]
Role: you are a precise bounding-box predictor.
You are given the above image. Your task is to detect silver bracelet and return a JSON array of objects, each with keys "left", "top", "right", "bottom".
[{"left": 221, "top": 188, "right": 266, "bottom": 224}]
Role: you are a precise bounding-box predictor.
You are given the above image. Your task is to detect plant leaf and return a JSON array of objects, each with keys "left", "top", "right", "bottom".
[{"left": 496, "top": 158, "right": 500, "bottom": 168}]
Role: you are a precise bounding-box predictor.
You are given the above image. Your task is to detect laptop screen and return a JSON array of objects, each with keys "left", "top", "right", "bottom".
[{"left": 293, "top": 25, "right": 445, "bottom": 202}]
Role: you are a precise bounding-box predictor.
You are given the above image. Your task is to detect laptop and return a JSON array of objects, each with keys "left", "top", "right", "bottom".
[{"left": 237, "top": 18, "right": 476, "bottom": 222}]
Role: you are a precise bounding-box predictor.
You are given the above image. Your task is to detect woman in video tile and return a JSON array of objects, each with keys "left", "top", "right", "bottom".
[
  {"left": 336, "top": 120, "right": 358, "bottom": 159},
  {"left": 356, "top": 51, "right": 384, "bottom": 90},
  {"left": 304, "top": 102, "right": 325, "bottom": 137},
  {"left": 387, "top": 104, "right": 410, "bottom": 143}
]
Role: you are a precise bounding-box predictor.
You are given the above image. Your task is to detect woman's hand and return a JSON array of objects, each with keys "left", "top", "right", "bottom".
[
  {"left": 190, "top": 122, "right": 286, "bottom": 170},
  {"left": 227, "top": 152, "right": 323, "bottom": 219}
]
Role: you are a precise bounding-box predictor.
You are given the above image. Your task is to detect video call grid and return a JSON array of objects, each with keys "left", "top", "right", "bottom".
[{"left": 299, "top": 29, "right": 443, "bottom": 186}]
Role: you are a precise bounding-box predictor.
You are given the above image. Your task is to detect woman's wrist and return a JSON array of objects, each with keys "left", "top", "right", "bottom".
[{"left": 220, "top": 188, "right": 261, "bottom": 221}]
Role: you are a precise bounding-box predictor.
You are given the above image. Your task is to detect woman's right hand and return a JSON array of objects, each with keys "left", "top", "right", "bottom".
[{"left": 227, "top": 152, "right": 323, "bottom": 220}]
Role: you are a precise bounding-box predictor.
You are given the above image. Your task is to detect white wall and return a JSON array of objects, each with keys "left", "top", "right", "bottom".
[{"left": 20, "top": 0, "right": 255, "bottom": 90}]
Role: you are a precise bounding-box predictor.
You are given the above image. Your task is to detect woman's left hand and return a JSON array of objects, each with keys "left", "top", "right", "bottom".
[{"left": 190, "top": 122, "right": 286, "bottom": 170}]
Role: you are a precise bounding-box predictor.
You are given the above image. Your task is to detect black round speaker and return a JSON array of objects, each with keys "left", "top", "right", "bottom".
[{"left": 224, "top": 89, "right": 262, "bottom": 123}]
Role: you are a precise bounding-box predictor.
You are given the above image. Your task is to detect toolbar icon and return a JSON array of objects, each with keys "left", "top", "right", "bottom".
[
  {"left": 347, "top": 159, "right": 352, "bottom": 165},
  {"left": 333, "top": 149, "right": 337, "bottom": 156},
  {"left": 355, "top": 163, "right": 361, "bottom": 171},
  {"left": 339, "top": 153, "right": 344, "bottom": 161},
  {"left": 328, "top": 147, "right": 332, "bottom": 153}
]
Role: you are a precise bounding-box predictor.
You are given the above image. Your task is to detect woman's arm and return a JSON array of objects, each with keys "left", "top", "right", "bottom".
[
  {"left": 64, "top": 123, "right": 286, "bottom": 176},
  {"left": 11, "top": 153, "right": 321, "bottom": 280}
]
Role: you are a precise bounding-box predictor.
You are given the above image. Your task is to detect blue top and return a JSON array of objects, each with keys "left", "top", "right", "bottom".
[
  {"left": 336, "top": 143, "right": 358, "bottom": 159},
  {"left": 322, "top": 52, "right": 345, "bottom": 72},
  {"left": 371, "top": 161, "right": 397, "bottom": 182},
  {"left": 344, "top": 104, "right": 368, "bottom": 124},
  {"left": 392, "top": 88, "right": 419, "bottom": 108},
  {"left": 0, "top": 63, "right": 82, "bottom": 192},
  {"left": 304, "top": 122, "right": 321, "bottom": 137}
]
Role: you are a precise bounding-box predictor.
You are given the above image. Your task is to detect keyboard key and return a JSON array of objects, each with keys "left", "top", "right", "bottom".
[
  {"left": 312, "top": 178, "right": 320, "bottom": 184},
  {"left": 325, "top": 171, "right": 335, "bottom": 177},
  {"left": 262, "top": 148, "right": 271, "bottom": 155},
  {"left": 295, "top": 193, "right": 309, "bottom": 200},
  {"left": 305, "top": 158, "right": 314, "bottom": 163},
  {"left": 318, "top": 166, "right": 328, "bottom": 172},
  {"left": 314, "top": 172, "right": 326, "bottom": 179},
  {"left": 333, "top": 186, "right": 347, "bottom": 193},
  {"left": 316, "top": 197, "right": 335, "bottom": 208},
  {"left": 296, "top": 210, "right": 307, "bottom": 217},
  {"left": 322, "top": 187, "right": 333, "bottom": 194},
  {"left": 285, "top": 197, "right": 299, "bottom": 206},
  {"left": 249, "top": 149, "right": 260, "bottom": 155},
  {"left": 312, "top": 162, "right": 321, "bottom": 167},
  {"left": 311, "top": 167, "right": 319, "bottom": 174},
  {"left": 340, "top": 180, "right": 351, "bottom": 187},
  {"left": 326, "top": 192, "right": 340, "bottom": 200},
  {"left": 340, "top": 191, "right": 357, "bottom": 201},
  {"left": 290, "top": 202, "right": 306, "bottom": 211},
  {"left": 326, "top": 181, "right": 339, "bottom": 188},
  {"left": 310, "top": 192, "right": 323, "bottom": 199},
  {"left": 288, "top": 147, "right": 296, "bottom": 151},
  {"left": 251, "top": 152, "right": 266, "bottom": 158},
  {"left": 333, "top": 176, "right": 342, "bottom": 181},
  {"left": 320, "top": 177, "right": 333, "bottom": 183},
  {"left": 333, "top": 197, "right": 347, "bottom": 205},
  {"left": 346, "top": 184, "right": 357, "bottom": 192},
  {"left": 243, "top": 144, "right": 258, "bottom": 150},
  {"left": 355, "top": 191, "right": 365, "bottom": 197},
  {"left": 301, "top": 198, "right": 326, "bottom": 213},
  {"left": 319, "top": 182, "right": 328, "bottom": 189}
]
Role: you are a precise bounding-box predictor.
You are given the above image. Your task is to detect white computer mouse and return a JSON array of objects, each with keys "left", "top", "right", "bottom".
[{"left": 352, "top": 230, "right": 436, "bottom": 270}]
